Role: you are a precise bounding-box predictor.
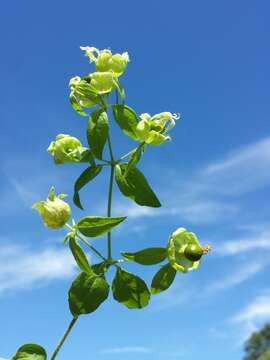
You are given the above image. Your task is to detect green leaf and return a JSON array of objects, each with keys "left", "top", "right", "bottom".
[
  {"left": 12, "top": 344, "right": 47, "bottom": 360},
  {"left": 125, "top": 144, "right": 143, "bottom": 176},
  {"left": 73, "top": 165, "right": 102, "bottom": 209},
  {"left": 121, "top": 247, "right": 167, "bottom": 265},
  {"left": 92, "top": 262, "right": 108, "bottom": 276},
  {"left": 69, "top": 237, "right": 94, "bottom": 275},
  {"left": 87, "top": 109, "right": 109, "bottom": 159},
  {"left": 115, "top": 164, "right": 161, "bottom": 207},
  {"left": 69, "top": 93, "right": 87, "bottom": 116},
  {"left": 112, "top": 268, "right": 150, "bottom": 309},
  {"left": 151, "top": 263, "right": 177, "bottom": 295},
  {"left": 69, "top": 272, "right": 109, "bottom": 316},
  {"left": 112, "top": 105, "right": 138, "bottom": 140},
  {"left": 76, "top": 216, "right": 127, "bottom": 237}
]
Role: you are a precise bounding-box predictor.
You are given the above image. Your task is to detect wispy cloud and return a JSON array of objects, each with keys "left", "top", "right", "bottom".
[
  {"left": 115, "top": 136, "right": 270, "bottom": 224},
  {"left": 0, "top": 244, "right": 76, "bottom": 294},
  {"left": 208, "top": 261, "right": 267, "bottom": 291},
  {"left": 202, "top": 137, "right": 270, "bottom": 195},
  {"left": 232, "top": 292, "right": 270, "bottom": 324},
  {"left": 100, "top": 346, "right": 154, "bottom": 354},
  {"left": 215, "top": 230, "right": 270, "bottom": 256}
]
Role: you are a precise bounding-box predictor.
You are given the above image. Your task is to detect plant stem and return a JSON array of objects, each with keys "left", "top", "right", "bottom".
[
  {"left": 65, "top": 224, "right": 106, "bottom": 261},
  {"left": 50, "top": 317, "right": 78, "bottom": 360},
  {"left": 107, "top": 134, "right": 115, "bottom": 260},
  {"left": 76, "top": 232, "right": 106, "bottom": 261}
]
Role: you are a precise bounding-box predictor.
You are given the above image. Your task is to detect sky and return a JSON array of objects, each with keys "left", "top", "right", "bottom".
[{"left": 1, "top": 0, "right": 270, "bottom": 359}]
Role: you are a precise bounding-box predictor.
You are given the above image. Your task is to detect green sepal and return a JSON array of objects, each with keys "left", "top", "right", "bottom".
[
  {"left": 115, "top": 164, "right": 161, "bottom": 208},
  {"left": 69, "top": 237, "right": 94, "bottom": 275},
  {"left": 69, "top": 93, "right": 87, "bottom": 116},
  {"left": 73, "top": 165, "right": 103, "bottom": 209},
  {"left": 112, "top": 268, "right": 150, "bottom": 309},
  {"left": 12, "top": 344, "right": 47, "bottom": 360},
  {"left": 76, "top": 216, "right": 127, "bottom": 237},
  {"left": 68, "top": 272, "right": 109, "bottom": 316},
  {"left": 151, "top": 263, "right": 177, "bottom": 295},
  {"left": 121, "top": 247, "right": 167, "bottom": 265},
  {"left": 87, "top": 109, "right": 109, "bottom": 160},
  {"left": 113, "top": 78, "right": 125, "bottom": 104},
  {"left": 112, "top": 105, "right": 138, "bottom": 140}
]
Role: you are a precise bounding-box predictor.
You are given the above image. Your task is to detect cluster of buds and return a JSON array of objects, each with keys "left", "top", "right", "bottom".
[
  {"left": 32, "top": 187, "right": 71, "bottom": 229},
  {"left": 69, "top": 47, "right": 130, "bottom": 104},
  {"left": 47, "top": 134, "right": 86, "bottom": 164},
  {"left": 136, "top": 112, "right": 179, "bottom": 145},
  {"left": 167, "top": 227, "right": 211, "bottom": 272},
  {"left": 80, "top": 46, "right": 130, "bottom": 77}
]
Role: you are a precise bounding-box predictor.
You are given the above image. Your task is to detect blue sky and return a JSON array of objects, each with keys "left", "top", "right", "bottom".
[{"left": 1, "top": 0, "right": 270, "bottom": 359}]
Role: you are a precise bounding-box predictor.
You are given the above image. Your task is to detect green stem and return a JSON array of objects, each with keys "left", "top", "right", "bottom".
[
  {"left": 50, "top": 317, "right": 78, "bottom": 360},
  {"left": 65, "top": 224, "right": 106, "bottom": 261},
  {"left": 107, "top": 134, "right": 115, "bottom": 260},
  {"left": 119, "top": 142, "right": 145, "bottom": 162}
]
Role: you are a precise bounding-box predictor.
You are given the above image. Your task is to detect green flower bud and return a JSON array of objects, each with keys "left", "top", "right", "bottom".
[
  {"left": 145, "top": 131, "right": 169, "bottom": 145},
  {"left": 69, "top": 77, "right": 100, "bottom": 109},
  {"left": 167, "top": 227, "right": 210, "bottom": 273},
  {"left": 69, "top": 76, "right": 81, "bottom": 91},
  {"left": 96, "top": 50, "right": 112, "bottom": 72},
  {"left": 80, "top": 46, "right": 130, "bottom": 77},
  {"left": 90, "top": 72, "right": 115, "bottom": 94},
  {"left": 136, "top": 112, "right": 179, "bottom": 146},
  {"left": 135, "top": 119, "right": 151, "bottom": 141},
  {"left": 32, "top": 187, "right": 71, "bottom": 229},
  {"left": 47, "top": 134, "right": 85, "bottom": 164},
  {"left": 109, "top": 52, "right": 129, "bottom": 76}
]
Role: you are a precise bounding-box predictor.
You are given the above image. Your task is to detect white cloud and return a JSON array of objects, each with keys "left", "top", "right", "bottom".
[
  {"left": 100, "top": 346, "right": 154, "bottom": 354},
  {"left": 232, "top": 292, "right": 270, "bottom": 324},
  {"left": 114, "top": 136, "right": 270, "bottom": 224},
  {"left": 216, "top": 230, "right": 270, "bottom": 256},
  {"left": 209, "top": 262, "right": 266, "bottom": 291},
  {"left": 0, "top": 244, "right": 76, "bottom": 294},
  {"left": 202, "top": 137, "right": 270, "bottom": 195}
]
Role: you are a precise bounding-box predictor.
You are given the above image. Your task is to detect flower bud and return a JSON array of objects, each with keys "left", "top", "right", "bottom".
[
  {"left": 145, "top": 131, "right": 169, "bottom": 146},
  {"left": 167, "top": 227, "right": 210, "bottom": 272},
  {"left": 81, "top": 46, "right": 130, "bottom": 77},
  {"left": 69, "top": 76, "right": 81, "bottom": 91},
  {"left": 89, "top": 72, "right": 115, "bottom": 94},
  {"left": 32, "top": 187, "right": 71, "bottom": 229},
  {"left": 135, "top": 120, "right": 151, "bottom": 141},
  {"left": 136, "top": 112, "right": 178, "bottom": 146},
  {"left": 109, "top": 52, "right": 129, "bottom": 76},
  {"left": 47, "top": 134, "right": 85, "bottom": 164},
  {"left": 96, "top": 50, "right": 112, "bottom": 72}
]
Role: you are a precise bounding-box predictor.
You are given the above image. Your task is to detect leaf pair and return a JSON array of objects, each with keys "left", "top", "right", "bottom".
[{"left": 121, "top": 247, "right": 177, "bottom": 294}]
